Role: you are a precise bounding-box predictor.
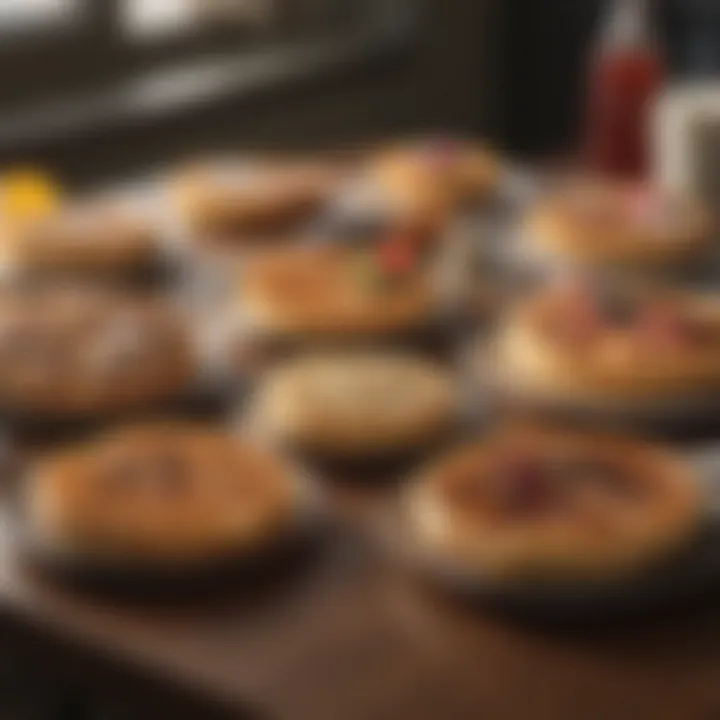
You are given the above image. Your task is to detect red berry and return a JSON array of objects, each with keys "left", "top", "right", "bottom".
[
  {"left": 624, "top": 184, "right": 663, "bottom": 226},
  {"left": 494, "top": 453, "right": 556, "bottom": 514},
  {"left": 637, "top": 303, "right": 696, "bottom": 348},
  {"left": 378, "top": 238, "right": 416, "bottom": 275},
  {"left": 424, "top": 138, "right": 461, "bottom": 168}
]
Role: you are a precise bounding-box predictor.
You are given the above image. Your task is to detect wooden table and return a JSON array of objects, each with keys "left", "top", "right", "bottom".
[
  {"left": 0, "top": 203, "right": 718, "bottom": 716},
  {"left": 1, "top": 478, "right": 720, "bottom": 720}
]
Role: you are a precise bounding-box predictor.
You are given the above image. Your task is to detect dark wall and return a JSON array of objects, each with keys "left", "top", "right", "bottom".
[
  {"left": 498, "top": 0, "right": 715, "bottom": 158},
  {"left": 13, "top": 0, "right": 504, "bottom": 185},
  {"left": 499, "top": 0, "right": 602, "bottom": 158},
  {"left": 8, "top": 0, "right": 646, "bottom": 182},
  {"left": 661, "top": 0, "right": 720, "bottom": 77}
]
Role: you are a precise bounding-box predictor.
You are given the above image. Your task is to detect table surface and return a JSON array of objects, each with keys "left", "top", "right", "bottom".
[
  {"left": 0, "top": 191, "right": 719, "bottom": 718},
  {"left": 1, "top": 478, "right": 720, "bottom": 720}
]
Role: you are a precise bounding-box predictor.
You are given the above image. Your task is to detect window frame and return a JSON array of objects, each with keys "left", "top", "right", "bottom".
[
  {"left": 0, "top": 0, "right": 419, "bottom": 159},
  {"left": 0, "top": 0, "right": 292, "bottom": 111}
]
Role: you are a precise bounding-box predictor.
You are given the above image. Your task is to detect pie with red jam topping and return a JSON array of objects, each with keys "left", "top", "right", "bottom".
[
  {"left": 523, "top": 178, "right": 712, "bottom": 271},
  {"left": 491, "top": 281, "right": 720, "bottom": 413},
  {"left": 26, "top": 424, "right": 305, "bottom": 564},
  {"left": 403, "top": 428, "right": 702, "bottom": 582},
  {"left": 238, "top": 245, "right": 437, "bottom": 343}
]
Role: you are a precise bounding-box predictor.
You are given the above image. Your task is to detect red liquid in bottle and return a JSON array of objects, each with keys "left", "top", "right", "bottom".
[{"left": 585, "top": 0, "right": 665, "bottom": 179}]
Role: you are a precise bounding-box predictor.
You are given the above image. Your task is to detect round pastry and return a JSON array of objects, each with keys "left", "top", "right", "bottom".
[
  {"left": 522, "top": 179, "right": 712, "bottom": 272},
  {"left": 0, "top": 285, "right": 194, "bottom": 417},
  {"left": 403, "top": 427, "right": 702, "bottom": 583},
  {"left": 237, "top": 245, "right": 440, "bottom": 344},
  {"left": 25, "top": 424, "right": 306, "bottom": 565},
  {"left": 366, "top": 137, "right": 501, "bottom": 233},
  {"left": 171, "top": 156, "right": 341, "bottom": 239},
  {"left": 250, "top": 352, "right": 458, "bottom": 457},
  {"left": 0, "top": 198, "right": 160, "bottom": 277},
  {"left": 489, "top": 281, "right": 720, "bottom": 419}
]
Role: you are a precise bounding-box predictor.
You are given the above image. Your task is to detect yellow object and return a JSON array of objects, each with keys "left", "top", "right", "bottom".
[{"left": 0, "top": 168, "right": 61, "bottom": 223}]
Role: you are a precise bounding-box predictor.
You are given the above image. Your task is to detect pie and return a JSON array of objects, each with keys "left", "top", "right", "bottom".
[
  {"left": 25, "top": 424, "right": 306, "bottom": 564},
  {"left": 0, "top": 285, "right": 194, "bottom": 416},
  {"left": 171, "top": 156, "right": 341, "bottom": 239},
  {"left": 490, "top": 280, "right": 720, "bottom": 415},
  {"left": 0, "top": 197, "right": 160, "bottom": 276},
  {"left": 366, "top": 137, "right": 500, "bottom": 234},
  {"left": 523, "top": 178, "right": 712, "bottom": 271},
  {"left": 250, "top": 352, "right": 458, "bottom": 456},
  {"left": 237, "top": 245, "right": 439, "bottom": 343},
  {"left": 403, "top": 427, "right": 702, "bottom": 582}
]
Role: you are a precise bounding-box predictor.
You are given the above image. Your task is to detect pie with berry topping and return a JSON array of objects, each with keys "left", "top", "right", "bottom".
[
  {"left": 250, "top": 352, "right": 458, "bottom": 457},
  {"left": 490, "top": 281, "right": 720, "bottom": 414},
  {"left": 403, "top": 428, "right": 702, "bottom": 582},
  {"left": 0, "top": 197, "right": 160, "bottom": 276},
  {"left": 171, "top": 156, "right": 341, "bottom": 239},
  {"left": 0, "top": 285, "right": 194, "bottom": 417},
  {"left": 25, "top": 424, "right": 305, "bottom": 564},
  {"left": 523, "top": 179, "right": 712, "bottom": 271},
  {"left": 367, "top": 137, "right": 500, "bottom": 232},
  {"left": 238, "top": 245, "right": 438, "bottom": 342}
]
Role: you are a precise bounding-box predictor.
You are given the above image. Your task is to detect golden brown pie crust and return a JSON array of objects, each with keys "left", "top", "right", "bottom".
[
  {"left": 239, "top": 246, "right": 437, "bottom": 340},
  {"left": 492, "top": 288, "right": 720, "bottom": 407},
  {"left": 404, "top": 428, "right": 702, "bottom": 582},
  {"left": 367, "top": 139, "right": 500, "bottom": 232},
  {"left": 27, "top": 424, "right": 301, "bottom": 562},
  {"left": 250, "top": 352, "right": 458, "bottom": 455},
  {"left": 0, "top": 286, "right": 194, "bottom": 416},
  {"left": 171, "top": 157, "right": 341, "bottom": 238},
  {"left": 524, "top": 180, "right": 712, "bottom": 269},
  {"left": 2, "top": 200, "right": 158, "bottom": 274}
]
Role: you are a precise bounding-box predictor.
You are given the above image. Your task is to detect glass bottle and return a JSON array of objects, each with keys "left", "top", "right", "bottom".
[{"left": 585, "top": 0, "right": 665, "bottom": 179}]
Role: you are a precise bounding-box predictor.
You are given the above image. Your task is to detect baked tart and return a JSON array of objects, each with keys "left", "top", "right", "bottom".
[
  {"left": 0, "top": 285, "right": 194, "bottom": 418},
  {"left": 171, "top": 156, "right": 341, "bottom": 240},
  {"left": 366, "top": 137, "right": 501, "bottom": 235},
  {"left": 490, "top": 281, "right": 720, "bottom": 420},
  {"left": 24, "top": 424, "right": 310, "bottom": 567},
  {"left": 522, "top": 179, "right": 712, "bottom": 273},
  {"left": 402, "top": 427, "right": 702, "bottom": 584},
  {"left": 236, "top": 244, "right": 442, "bottom": 347},
  {"left": 250, "top": 352, "right": 458, "bottom": 458},
  {"left": 0, "top": 197, "right": 161, "bottom": 278}
]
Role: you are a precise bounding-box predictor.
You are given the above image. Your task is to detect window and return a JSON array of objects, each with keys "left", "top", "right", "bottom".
[
  {"left": 122, "top": 0, "right": 278, "bottom": 39},
  {"left": 0, "top": 0, "right": 298, "bottom": 112},
  {"left": 661, "top": 0, "right": 720, "bottom": 77},
  {"left": 0, "top": 0, "right": 406, "bottom": 156},
  {"left": 0, "top": 0, "right": 80, "bottom": 30}
]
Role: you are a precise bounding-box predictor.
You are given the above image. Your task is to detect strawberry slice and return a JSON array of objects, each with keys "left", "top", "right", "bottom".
[
  {"left": 551, "top": 278, "right": 604, "bottom": 345},
  {"left": 494, "top": 453, "right": 557, "bottom": 515},
  {"left": 636, "top": 301, "right": 697, "bottom": 349},
  {"left": 623, "top": 184, "right": 665, "bottom": 228},
  {"left": 377, "top": 235, "right": 417, "bottom": 276}
]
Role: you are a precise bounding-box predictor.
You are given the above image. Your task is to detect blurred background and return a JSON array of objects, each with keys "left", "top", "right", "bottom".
[
  {"left": 0, "top": 0, "right": 646, "bottom": 179},
  {"left": 0, "top": 0, "right": 719, "bottom": 718},
  {"left": 0, "top": 0, "right": 718, "bottom": 184}
]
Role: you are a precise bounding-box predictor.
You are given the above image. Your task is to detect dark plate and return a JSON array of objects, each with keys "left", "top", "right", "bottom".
[
  {"left": 390, "top": 516, "right": 720, "bottom": 625},
  {"left": 386, "top": 450, "right": 720, "bottom": 624},
  {"left": 10, "top": 473, "right": 327, "bottom": 600}
]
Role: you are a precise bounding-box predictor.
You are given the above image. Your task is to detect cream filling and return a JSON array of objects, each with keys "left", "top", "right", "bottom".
[{"left": 254, "top": 355, "right": 457, "bottom": 450}]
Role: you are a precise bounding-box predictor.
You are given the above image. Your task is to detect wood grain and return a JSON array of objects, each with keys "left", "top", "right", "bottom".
[{"left": 0, "top": 478, "right": 719, "bottom": 720}]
